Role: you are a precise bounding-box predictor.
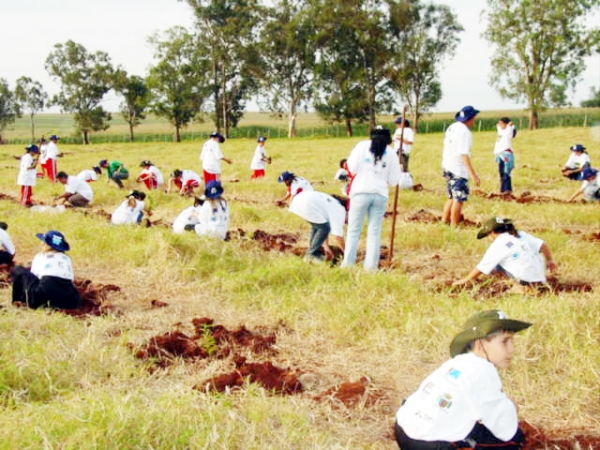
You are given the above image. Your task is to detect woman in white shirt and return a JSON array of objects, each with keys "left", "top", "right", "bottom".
[{"left": 195, "top": 181, "right": 230, "bottom": 240}]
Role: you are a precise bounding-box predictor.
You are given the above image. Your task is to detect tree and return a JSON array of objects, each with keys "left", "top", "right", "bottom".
[
  {"left": 186, "top": 0, "right": 262, "bottom": 137},
  {"left": 45, "top": 40, "right": 116, "bottom": 144},
  {"left": 256, "top": 0, "right": 318, "bottom": 137},
  {"left": 581, "top": 86, "right": 600, "bottom": 108},
  {"left": 147, "top": 27, "right": 211, "bottom": 142},
  {"left": 386, "top": 1, "right": 463, "bottom": 131},
  {"left": 0, "top": 78, "right": 19, "bottom": 144},
  {"left": 114, "top": 72, "right": 151, "bottom": 142},
  {"left": 14, "top": 77, "right": 49, "bottom": 143},
  {"left": 484, "top": 0, "right": 600, "bottom": 129}
]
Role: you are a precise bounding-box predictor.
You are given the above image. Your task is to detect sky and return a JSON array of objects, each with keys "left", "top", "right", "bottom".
[{"left": 1, "top": 0, "right": 598, "bottom": 114}]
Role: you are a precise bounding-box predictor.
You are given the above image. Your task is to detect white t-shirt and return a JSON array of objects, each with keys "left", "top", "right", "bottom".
[
  {"left": 250, "top": 144, "right": 267, "bottom": 170},
  {"left": 46, "top": 141, "right": 59, "bottom": 160},
  {"left": 194, "top": 199, "right": 230, "bottom": 240},
  {"left": 288, "top": 176, "right": 314, "bottom": 197},
  {"left": 0, "top": 228, "right": 15, "bottom": 255},
  {"left": 65, "top": 175, "right": 93, "bottom": 201},
  {"left": 179, "top": 170, "right": 201, "bottom": 186},
  {"left": 39, "top": 143, "right": 49, "bottom": 164},
  {"left": 493, "top": 124, "right": 515, "bottom": 156},
  {"left": 77, "top": 169, "right": 98, "bottom": 182},
  {"left": 149, "top": 166, "right": 164, "bottom": 185},
  {"left": 564, "top": 152, "right": 590, "bottom": 170},
  {"left": 200, "top": 139, "right": 224, "bottom": 174},
  {"left": 30, "top": 251, "right": 75, "bottom": 280},
  {"left": 393, "top": 126, "right": 415, "bottom": 155},
  {"left": 441, "top": 121, "right": 473, "bottom": 179},
  {"left": 288, "top": 191, "right": 346, "bottom": 238},
  {"left": 346, "top": 139, "right": 401, "bottom": 198},
  {"left": 476, "top": 231, "right": 546, "bottom": 283},
  {"left": 17, "top": 153, "right": 37, "bottom": 186},
  {"left": 396, "top": 352, "right": 519, "bottom": 442},
  {"left": 111, "top": 199, "right": 144, "bottom": 225},
  {"left": 172, "top": 205, "right": 202, "bottom": 234},
  {"left": 581, "top": 176, "right": 600, "bottom": 201}
]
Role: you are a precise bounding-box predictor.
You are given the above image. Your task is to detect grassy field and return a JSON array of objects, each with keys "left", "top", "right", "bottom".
[{"left": 0, "top": 124, "right": 599, "bottom": 449}]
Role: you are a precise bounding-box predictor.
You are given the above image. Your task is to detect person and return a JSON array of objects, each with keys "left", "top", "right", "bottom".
[
  {"left": 394, "top": 309, "right": 530, "bottom": 450},
  {"left": 0, "top": 221, "right": 16, "bottom": 267},
  {"left": 11, "top": 230, "right": 81, "bottom": 309},
  {"left": 38, "top": 137, "right": 48, "bottom": 178},
  {"left": 334, "top": 158, "right": 351, "bottom": 196},
  {"left": 392, "top": 117, "right": 415, "bottom": 172},
  {"left": 453, "top": 217, "right": 557, "bottom": 292},
  {"left": 111, "top": 190, "right": 147, "bottom": 225},
  {"left": 561, "top": 144, "right": 591, "bottom": 181},
  {"left": 340, "top": 127, "right": 401, "bottom": 271},
  {"left": 288, "top": 190, "right": 346, "bottom": 263},
  {"left": 99, "top": 159, "right": 129, "bottom": 189},
  {"left": 77, "top": 166, "right": 102, "bottom": 182},
  {"left": 194, "top": 180, "right": 230, "bottom": 240},
  {"left": 441, "top": 105, "right": 481, "bottom": 226},
  {"left": 494, "top": 117, "right": 517, "bottom": 194},
  {"left": 567, "top": 166, "right": 600, "bottom": 202},
  {"left": 172, "top": 196, "right": 205, "bottom": 234},
  {"left": 250, "top": 136, "right": 270, "bottom": 179},
  {"left": 56, "top": 171, "right": 94, "bottom": 207},
  {"left": 276, "top": 171, "right": 314, "bottom": 204},
  {"left": 200, "top": 131, "right": 232, "bottom": 185},
  {"left": 137, "top": 160, "right": 164, "bottom": 190},
  {"left": 166, "top": 169, "right": 202, "bottom": 196},
  {"left": 16, "top": 144, "right": 40, "bottom": 207},
  {"left": 44, "top": 135, "right": 61, "bottom": 182}
]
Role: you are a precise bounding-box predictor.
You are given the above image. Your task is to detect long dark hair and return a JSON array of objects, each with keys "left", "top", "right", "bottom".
[{"left": 369, "top": 127, "right": 392, "bottom": 162}]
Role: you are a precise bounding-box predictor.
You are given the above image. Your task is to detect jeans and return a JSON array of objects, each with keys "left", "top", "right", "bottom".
[
  {"left": 341, "top": 193, "right": 387, "bottom": 271},
  {"left": 111, "top": 171, "right": 129, "bottom": 188},
  {"left": 307, "top": 222, "right": 330, "bottom": 259},
  {"left": 498, "top": 159, "right": 512, "bottom": 192}
]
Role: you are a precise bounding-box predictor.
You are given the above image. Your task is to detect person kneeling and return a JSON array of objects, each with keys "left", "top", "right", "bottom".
[
  {"left": 194, "top": 181, "right": 229, "bottom": 240},
  {"left": 394, "top": 310, "right": 531, "bottom": 450},
  {"left": 11, "top": 230, "right": 81, "bottom": 309}
]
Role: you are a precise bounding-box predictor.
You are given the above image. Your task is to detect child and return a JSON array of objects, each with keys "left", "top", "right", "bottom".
[
  {"left": 166, "top": 169, "right": 202, "bottom": 196},
  {"left": 172, "top": 196, "right": 205, "bottom": 234},
  {"left": 111, "top": 190, "right": 147, "bottom": 225},
  {"left": 453, "top": 217, "right": 557, "bottom": 292},
  {"left": 250, "top": 136, "right": 271, "bottom": 179},
  {"left": 137, "top": 160, "right": 164, "bottom": 190},
  {"left": 44, "top": 135, "right": 61, "bottom": 182},
  {"left": 392, "top": 117, "right": 415, "bottom": 172},
  {"left": 77, "top": 166, "right": 102, "bottom": 182},
  {"left": 11, "top": 230, "right": 81, "bottom": 309},
  {"left": 333, "top": 159, "right": 351, "bottom": 195},
  {"left": 16, "top": 144, "right": 40, "bottom": 206},
  {"left": 276, "top": 171, "right": 314, "bottom": 204},
  {"left": 561, "top": 144, "right": 590, "bottom": 180},
  {"left": 567, "top": 167, "right": 600, "bottom": 202},
  {"left": 494, "top": 117, "right": 516, "bottom": 194},
  {"left": 38, "top": 137, "right": 48, "bottom": 178},
  {"left": 99, "top": 159, "right": 130, "bottom": 188},
  {"left": 395, "top": 310, "right": 530, "bottom": 450},
  {"left": 200, "top": 131, "right": 232, "bottom": 185},
  {"left": 194, "top": 180, "right": 229, "bottom": 240},
  {"left": 0, "top": 221, "right": 16, "bottom": 267}
]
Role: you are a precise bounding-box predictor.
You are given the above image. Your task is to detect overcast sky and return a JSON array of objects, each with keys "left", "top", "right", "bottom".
[{"left": 1, "top": 0, "right": 598, "bottom": 114}]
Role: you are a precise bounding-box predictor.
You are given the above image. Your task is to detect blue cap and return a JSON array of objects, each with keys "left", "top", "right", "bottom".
[
  {"left": 209, "top": 131, "right": 225, "bottom": 143},
  {"left": 277, "top": 171, "right": 293, "bottom": 183},
  {"left": 454, "top": 106, "right": 480, "bottom": 123},
  {"left": 36, "top": 230, "right": 70, "bottom": 252},
  {"left": 25, "top": 144, "right": 39, "bottom": 153},
  {"left": 205, "top": 180, "right": 224, "bottom": 199},
  {"left": 570, "top": 144, "right": 586, "bottom": 152},
  {"left": 582, "top": 167, "right": 597, "bottom": 179},
  {"left": 257, "top": 136, "right": 267, "bottom": 143},
  {"left": 49, "top": 135, "right": 60, "bottom": 141}
]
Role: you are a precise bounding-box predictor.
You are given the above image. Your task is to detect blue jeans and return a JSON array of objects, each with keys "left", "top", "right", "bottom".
[
  {"left": 307, "top": 222, "right": 330, "bottom": 259},
  {"left": 498, "top": 159, "right": 512, "bottom": 193},
  {"left": 341, "top": 193, "right": 387, "bottom": 271}
]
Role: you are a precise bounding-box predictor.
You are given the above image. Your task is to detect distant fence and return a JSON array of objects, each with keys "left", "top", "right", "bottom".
[{"left": 3, "top": 111, "right": 599, "bottom": 145}]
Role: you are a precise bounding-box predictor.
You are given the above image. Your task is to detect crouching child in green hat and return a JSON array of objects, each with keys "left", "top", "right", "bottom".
[{"left": 394, "top": 310, "right": 531, "bottom": 449}]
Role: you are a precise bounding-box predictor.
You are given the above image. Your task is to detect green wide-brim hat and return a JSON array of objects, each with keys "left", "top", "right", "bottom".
[{"left": 449, "top": 310, "right": 531, "bottom": 357}]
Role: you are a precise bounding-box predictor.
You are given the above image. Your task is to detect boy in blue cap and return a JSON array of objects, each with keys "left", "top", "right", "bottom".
[{"left": 16, "top": 144, "right": 40, "bottom": 206}]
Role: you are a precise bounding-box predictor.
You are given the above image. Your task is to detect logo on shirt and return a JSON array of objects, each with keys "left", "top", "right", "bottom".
[
  {"left": 446, "top": 368, "right": 461, "bottom": 380},
  {"left": 437, "top": 393, "right": 453, "bottom": 409}
]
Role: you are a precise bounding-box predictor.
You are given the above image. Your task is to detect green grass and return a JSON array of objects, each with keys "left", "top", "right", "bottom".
[{"left": 0, "top": 125, "right": 599, "bottom": 448}]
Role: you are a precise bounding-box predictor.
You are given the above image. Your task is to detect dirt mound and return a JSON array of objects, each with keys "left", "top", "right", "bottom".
[
  {"left": 472, "top": 190, "right": 568, "bottom": 204},
  {"left": 199, "top": 355, "right": 303, "bottom": 394},
  {"left": 252, "top": 229, "right": 299, "bottom": 252},
  {"left": 65, "top": 279, "right": 121, "bottom": 317},
  {"left": 313, "top": 376, "right": 385, "bottom": 408},
  {"left": 405, "top": 209, "right": 478, "bottom": 227},
  {"left": 521, "top": 420, "right": 600, "bottom": 450}
]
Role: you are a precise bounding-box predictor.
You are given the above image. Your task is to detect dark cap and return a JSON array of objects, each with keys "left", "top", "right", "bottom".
[
  {"left": 455, "top": 106, "right": 480, "bottom": 123},
  {"left": 477, "top": 217, "right": 514, "bottom": 239}
]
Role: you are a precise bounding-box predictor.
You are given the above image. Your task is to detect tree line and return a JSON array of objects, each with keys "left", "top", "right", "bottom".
[{"left": 0, "top": 0, "right": 598, "bottom": 144}]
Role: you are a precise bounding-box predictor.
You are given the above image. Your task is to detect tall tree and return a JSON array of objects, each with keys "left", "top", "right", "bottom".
[
  {"left": 45, "top": 40, "right": 115, "bottom": 144},
  {"left": 147, "top": 27, "right": 211, "bottom": 142},
  {"left": 257, "top": 0, "right": 318, "bottom": 137},
  {"left": 14, "top": 77, "right": 48, "bottom": 143},
  {"left": 186, "top": 0, "right": 262, "bottom": 137},
  {"left": 0, "top": 78, "right": 19, "bottom": 144},
  {"left": 484, "top": 0, "right": 600, "bottom": 129},
  {"left": 386, "top": 0, "right": 463, "bottom": 131},
  {"left": 114, "top": 72, "right": 151, "bottom": 142}
]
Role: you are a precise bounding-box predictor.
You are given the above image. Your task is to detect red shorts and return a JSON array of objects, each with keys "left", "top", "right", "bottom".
[
  {"left": 203, "top": 171, "right": 219, "bottom": 185},
  {"left": 251, "top": 169, "right": 265, "bottom": 179}
]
